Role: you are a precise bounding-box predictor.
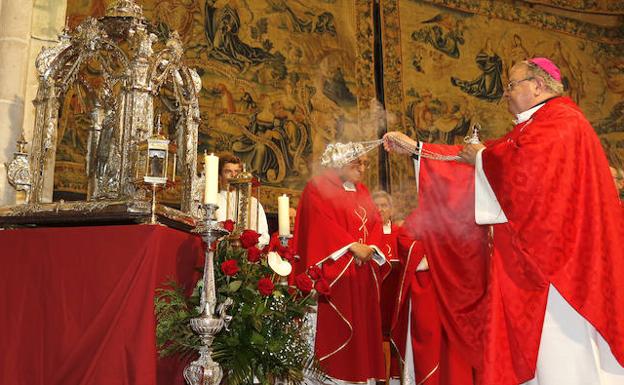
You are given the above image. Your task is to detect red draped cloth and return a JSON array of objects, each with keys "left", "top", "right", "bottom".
[
  {"left": 405, "top": 143, "right": 490, "bottom": 367},
  {"left": 409, "top": 97, "right": 624, "bottom": 385},
  {"left": 293, "top": 169, "right": 387, "bottom": 382},
  {"left": 0, "top": 225, "right": 204, "bottom": 385}
]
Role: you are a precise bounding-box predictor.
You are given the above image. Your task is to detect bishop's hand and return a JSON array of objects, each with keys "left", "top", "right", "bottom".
[
  {"left": 458, "top": 143, "right": 486, "bottom": 165},
  {"left": 349, "top": 243, "right": 374, "bottom": 266},
  {"left": 383, "top": 131, "right": 417, "bottom": 154}
]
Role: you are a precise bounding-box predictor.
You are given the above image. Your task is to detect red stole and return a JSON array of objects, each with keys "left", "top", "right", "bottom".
[
  {"left": 409, "top": 97, "right": 624, "bottom": 385},
  {"left": 293, "top": 170, "right": 386, "bottom": 382}
]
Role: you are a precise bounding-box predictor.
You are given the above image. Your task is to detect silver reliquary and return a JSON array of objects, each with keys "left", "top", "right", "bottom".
[{"left": 0, "top": 0, "right": 204, "bottom": 230}]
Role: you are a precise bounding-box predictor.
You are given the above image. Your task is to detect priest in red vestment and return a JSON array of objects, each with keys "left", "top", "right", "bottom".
[
  {"left": 383, "top": 58, "right": 624, "bottom": 385},
  {"left": 293, "top": 154, "right": 388, "bottom": 384},
  {"left": 389, "top": 220, "right": 474, "bottom": 385},
  {"left": 372, "top": 190, "right": 401, "bottom": 381}
]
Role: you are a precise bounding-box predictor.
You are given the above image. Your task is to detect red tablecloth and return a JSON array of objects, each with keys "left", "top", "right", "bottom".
[{"left": 0, "top": 225, "right": 204, "bottom": 385}]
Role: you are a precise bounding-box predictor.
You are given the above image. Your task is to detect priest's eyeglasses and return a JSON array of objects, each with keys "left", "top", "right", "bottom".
[{"left": 505, "top": 77, "right": 535, "bottom": 92}]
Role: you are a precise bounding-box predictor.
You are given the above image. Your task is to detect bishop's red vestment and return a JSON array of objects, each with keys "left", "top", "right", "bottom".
[
  {"left": 293, "top": 169, "right": 387, "bottom": 382},
  {"left": 408, "top": 97, "right": 624, "bottom": 385}
]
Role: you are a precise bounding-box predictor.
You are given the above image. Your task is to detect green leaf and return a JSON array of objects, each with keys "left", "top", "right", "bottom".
[
  {"left": 228, "top": 280, "right": 242, "bottom": 292},
  {"left": 255, "top": 302, "right": 266, "bottom": 316},
  {"left": 241, "top": 286, "right": 256, "bottom": 302},
  {"left": 251, "top": 316, "right": 262, "bottom": 332},
  {"left": 240, "top": 302, "right": 254, "bottom": 317},
  {"left": 267, "top": 339, "right": 283, "bottom": 353},
  {"left": 250, "top": 331, "right": 265, "bottom": 345},
  {"left": 225, "top": 335, "right": 240, "bottom": 347}
]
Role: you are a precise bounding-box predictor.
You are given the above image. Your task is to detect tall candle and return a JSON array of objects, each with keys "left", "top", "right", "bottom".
[
  {"left": 278, "top": 194, "right": 290, "bottom": 236},
  {"left": 204, "top": 153, "right": 219, "bottom": 204}
]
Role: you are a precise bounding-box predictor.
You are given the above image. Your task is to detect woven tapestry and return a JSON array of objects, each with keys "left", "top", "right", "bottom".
[
  {"left": 381, "top": 0, "right": 624, "bottom": 216},
  {"left": 62, "top": 0, "right": 377, "bottom": 210}
]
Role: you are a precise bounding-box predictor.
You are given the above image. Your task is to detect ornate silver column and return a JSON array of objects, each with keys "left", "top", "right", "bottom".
[{"left": 184, "top": 204, "right": 232, "bottom": 385}]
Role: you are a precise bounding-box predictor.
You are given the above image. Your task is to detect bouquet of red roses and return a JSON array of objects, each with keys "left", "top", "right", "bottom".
[{"left": 156, "top": 222, "right": 329, "bottom": 385}]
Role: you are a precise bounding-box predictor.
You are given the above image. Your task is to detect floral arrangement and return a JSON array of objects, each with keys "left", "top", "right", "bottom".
[{"left": 155, "top": 221, "right": 330, "bottom": 385}]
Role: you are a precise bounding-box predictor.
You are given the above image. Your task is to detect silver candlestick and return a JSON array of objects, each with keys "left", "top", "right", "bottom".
[
  {"left": 279, "top": 234, "right": 292, "bottom": 248},
  {"left": 277, "top": 234, "right": 293, "bottom": 286},
  {"left": 184, "top": 204, "right": 233, "bottom": 385}
]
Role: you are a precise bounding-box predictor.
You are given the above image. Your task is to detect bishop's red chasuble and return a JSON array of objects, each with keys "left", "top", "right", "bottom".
[
  {"left": 407, "top": 97, "right": 624, "bottom": 385},
  {"left": 293, "top": 170, "right": 387, "bottom": 382}
]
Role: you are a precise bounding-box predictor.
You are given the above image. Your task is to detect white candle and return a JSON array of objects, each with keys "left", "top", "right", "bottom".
[
  {"left": 278, "top": 194, "right": 290, "bottom": 236},
  {"left": 204, "top": 153, "right": 219, "bottom": 204}
]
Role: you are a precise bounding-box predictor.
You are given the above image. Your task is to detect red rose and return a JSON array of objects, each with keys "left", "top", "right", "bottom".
[
  {"left": 240, "top": 229, "right": 260, "bottom": 248},
  {"left": 267, "top": 233, "right": 281, "bottom": 251},
  {"left": 277, "top": 245, "right": 294, "bottom": 262},
  {"left": 295, "top": 273, "right": 313, "bottom": 294},
  {"left": 221, "top": 219, "right": 235, "bottom": 232},
  {"left": 314, "top": 278, "right": 331, "bottom": 296},
  {"left": 220, "top": 259, "right": 239, "bottom": 276},
  {"left": 257, "top": 277, "right": 274, "bottom": 296},
  {"left": 247, "top": 246, "right": 262, "bottom": 263},
  {"left": 308, "top": 265, "right": 322, "bottom": 280},
  {"left": 251, "top": 177, "right": 261, "bottom": 188}
]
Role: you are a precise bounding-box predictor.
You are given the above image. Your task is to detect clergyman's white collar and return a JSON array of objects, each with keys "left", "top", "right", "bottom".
[
  {"left": 342, "top": 181, "right": 356, "bottom": 192},
  {"left": 514, "top": 102, "right": 545, "bottom": 124}
]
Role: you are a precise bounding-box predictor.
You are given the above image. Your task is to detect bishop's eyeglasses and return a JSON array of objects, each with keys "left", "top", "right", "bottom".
[{"left": 505, "top": 76, "right": 534, "bottom": 92}]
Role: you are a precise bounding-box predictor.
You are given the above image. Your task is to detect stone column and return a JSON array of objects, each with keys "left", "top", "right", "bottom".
[
  {"left": 23, "top": 0, "right": 67, "bottom": 202},
  {"left": 0, "top": 0, "right": 34, "bottom": 205},
  {"left": 0, "top": 0, "right": 67, "bottom": 206}
]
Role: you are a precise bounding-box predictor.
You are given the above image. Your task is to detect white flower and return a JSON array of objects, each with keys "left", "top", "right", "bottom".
[{"left": 267, "top": 251, "right": 292, "bottom": 276}]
